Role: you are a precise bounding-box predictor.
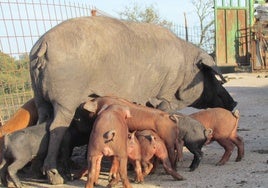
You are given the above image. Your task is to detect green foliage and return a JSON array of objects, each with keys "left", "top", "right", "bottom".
[
  {"left": 118, "top": 3, "right": 173, "bottom": 30},
  {"left": 0, "top": 52, "right": 31, "bottom": 95}
]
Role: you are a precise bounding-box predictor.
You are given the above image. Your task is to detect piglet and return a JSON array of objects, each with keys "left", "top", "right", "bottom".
[
  {"left": 190, "top": 108, "right": 244, "bottom": 165},
  {"left": 109, "top": 131, "right": 143, "bottom": 186},
  {"left": 0, "top": 122, "right": 48, "bottom": 188},
  {"left": 174, "top": 115, "right": 213, "bottom": 171},
  {"left": 0, "top": 98, "right": 38, "bottom": 168},
  {"left": 126, "top": 132, "right": 143, "bottom": 183},
  {"left": 136, "top": 129, "right": 184, "bottom": 180},
  {"left": 83, "top": 96, "right": 182, "bottom": 170},
  {"left": 85, "top": 104, "right": 132, "bottom": 188}
]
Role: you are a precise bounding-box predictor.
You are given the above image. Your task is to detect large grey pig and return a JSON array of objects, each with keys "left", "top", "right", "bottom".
[{"left": 29, "top": 16, "right": 237, "bottom": 184}]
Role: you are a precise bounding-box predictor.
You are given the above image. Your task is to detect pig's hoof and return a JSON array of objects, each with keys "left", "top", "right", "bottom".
[
  {"left": 107, "top": 179, "right": 118, "bottom": 187},
  {"left": 134, "top": 178, "right": 144, "bottom": 184},
  {"left": 235, "top": 157, "right": 242, "bottom": 162},
  {"left": 189, "top": 165, "right": 198, "bottom": 171},
  {"left": 106, "top": 182, "right": 116, "bottom": 188},
  {"left": 46, "top": 169, "right": 64, "bottom": 185},
  {"left": 175, "top": 176, "right": 185, "bottom": 181},
  {"left": 216, "top": 162, "right": 224, "bottom": 166},
  {"left": 7, "top": 181, "right": 16, "bottom": 188},
  {"left": 189, "top": 168, "right": 195, "bottom": 172},
  {"left": 173, "top": 177, "right": 185, "bottom": 181}
]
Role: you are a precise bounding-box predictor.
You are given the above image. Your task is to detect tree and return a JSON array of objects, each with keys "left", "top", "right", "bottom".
[
  {"left": 191, "top": 0, "right": 214, "bottom": 52},
  {"left": 118, "top": 3, "right": 173, "bottom": 29},
  {"left": 0, "top": 52, "right": 31, "bottom": 94}
]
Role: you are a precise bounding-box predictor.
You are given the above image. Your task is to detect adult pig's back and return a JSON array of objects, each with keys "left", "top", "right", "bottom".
[{"left": 30, "top": 16, "right": 186, "bottom": 112}]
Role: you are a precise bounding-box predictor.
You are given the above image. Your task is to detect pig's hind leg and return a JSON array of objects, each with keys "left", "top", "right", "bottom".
[
  {"left": 186, "top": 144, "right": 204, "bottom": 171},
  {"left": 108, "top": 157, "right": 120, "bottom": 187},
  {"left": 216, "top": 138, "right": 235, "bottom": 165},
  {"left": 161, "top": 157, "right": 184, "bottom": 180},
  {"left": 141, "top": 160, "right": 154, "bottom": 176},
  {"left": 86, "top": 155, "right": 101, "bottom": 188},
  {"left": 118, "top": 157, "right": 131, "bottom": 188},
  {"left": 7, "top": 158, "right": 30, "bottom": 188},
  {"left": 0, "top": 161, "right": 8, "bottom": 187},
  {"left": 230, "top": 135, "right": 244, "bottom": 162}
]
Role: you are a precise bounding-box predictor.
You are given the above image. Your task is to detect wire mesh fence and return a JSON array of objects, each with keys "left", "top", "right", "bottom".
[
  {"left": 0, "top": 0, "right": 93, "bottom": 124},
  {"left": 171, "top": 23, "right": 214, "bottom": 53},
  {"left": 0, "top": 0, "right": 212, "bottom": 125}
]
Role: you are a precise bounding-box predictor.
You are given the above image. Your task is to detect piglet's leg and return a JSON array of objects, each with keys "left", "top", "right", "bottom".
[
  {"left": 166, "top": 142, "right": 177, "bottom": 170},
  {"left": 187, "top": 146, "right": 203, "bottom": 171},
  {"left": 230, "top": 136, "right": 244, "bottom": 162},
  {"left": 86, "top": 155, "right": 101, "bottom": 188},
  {"left": 142, "top": 160, "right": 153, "bottom": 177},
  {"left": 155, "top": 145, "right": 184, "bottom": 181},
  {"left": 94, "top": 155, "right": 103, "bottom": 185},
  {"left": 0, "top": 163, "right": 8, "bottom": 187},
  {"left": 108, "top": 157, "right": 120, "bottom": 186},
  {"left": 161, "top": 157, "right": 184, "bottom": 181},
  {"left": 134, "top": 160, "right": 143, "bottom": 183},
  {"left": 216, "top": 139, "right": 235, "bottom": 165},
  {"left": 118, "top": 157, "right": 132, "bottom": 188},
  {"left": 8, "top": 159, "right": 29, "bottom": 188}
]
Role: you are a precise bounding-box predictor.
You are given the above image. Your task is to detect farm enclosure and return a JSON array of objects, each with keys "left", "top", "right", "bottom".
[
  {"left": 0, "top": 0, "right": 206, "bottom": 124},
  {"left": 0, "top": 0, "right": 92, "bottom": 124}
]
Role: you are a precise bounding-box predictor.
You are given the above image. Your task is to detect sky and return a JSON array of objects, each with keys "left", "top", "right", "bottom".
[
  {"left": 87, "top": 0, "right": 197, "bottom": 26},
  {"left": 0, "top": 0, "right": 198, "bottom": 56}
]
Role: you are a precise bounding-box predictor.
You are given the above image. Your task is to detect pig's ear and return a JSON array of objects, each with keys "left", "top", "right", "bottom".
[
  {"left": 125, "top": 108, "right": 132, "bottom": 118},
  {"left": 169, "top": 114, "right": 181, "bottom": 123},
  {"left": 97, "top": 104, "right": 109, "bottom": 115},
  {"left": 83, "top": 100, "right": 98, "bottom": 113}
]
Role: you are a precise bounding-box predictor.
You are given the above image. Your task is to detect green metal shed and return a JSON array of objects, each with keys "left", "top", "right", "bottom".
[{"left": 214, "top": 0, "right": 253, "bottom": 72}]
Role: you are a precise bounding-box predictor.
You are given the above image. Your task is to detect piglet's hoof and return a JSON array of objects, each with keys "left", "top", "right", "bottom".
[
  {"left": 46, "top": 169, "right": 64, "bottom": 185},
  {"left": 215, "top": 162, "right": 224, "bottom": 166}
]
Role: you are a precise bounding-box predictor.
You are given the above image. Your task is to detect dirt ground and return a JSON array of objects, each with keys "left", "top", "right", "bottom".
[{"left": 11, "top": 72, "right": 268, "bottom": 188}]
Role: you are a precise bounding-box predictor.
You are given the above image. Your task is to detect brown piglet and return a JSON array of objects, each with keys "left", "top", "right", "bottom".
[
  {"left": 109, "top": 131, "right": 143, "bottom": 186},
  {"left": 85, "top": 104, "right": 132, "bottom": 188},
  {"left": 83, "top": 96, "right": 182, "bottom": 172},
  {"left": 190, "top": 108, "right": 244, "bottom": 165},
  {"left": 136, "top": 129, "right": 184, "bottom": 181},
  {"left": 0, "top": 98, "right": 38, "bottom": 138}
]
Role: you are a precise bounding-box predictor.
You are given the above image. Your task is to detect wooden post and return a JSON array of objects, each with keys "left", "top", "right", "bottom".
[
  {"left": 91, "top": 9, "right": 97, "bottom": 16},
  {"left": 184, "top": 12, "right": 188, "bottom": 42}
]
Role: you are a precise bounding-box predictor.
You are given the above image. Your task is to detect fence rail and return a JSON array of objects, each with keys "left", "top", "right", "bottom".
[{"left": 0, "top": 0, "right": 210, "bottom": 125}]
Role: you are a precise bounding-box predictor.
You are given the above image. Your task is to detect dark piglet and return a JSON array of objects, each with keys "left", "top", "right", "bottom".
[
  {"left": 174, "top": 115, "right": 212, "bottom": 171},
  {"left": 0, "top": 123, "right": 48, "bottom": 188},
  {"left": 0, "top": 98, "right": 38, "bottom": 167}
]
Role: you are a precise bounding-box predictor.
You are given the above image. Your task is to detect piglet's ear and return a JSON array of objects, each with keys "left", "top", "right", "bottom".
[
  {"left": 125, "top": 108, "right": 132, "bottom": 118},
  {"left": 83, "top": 100, "right": 98, "bottom": 113},
  {"left": 97, "top": 104, "right": 109, "bottom": 115}
]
